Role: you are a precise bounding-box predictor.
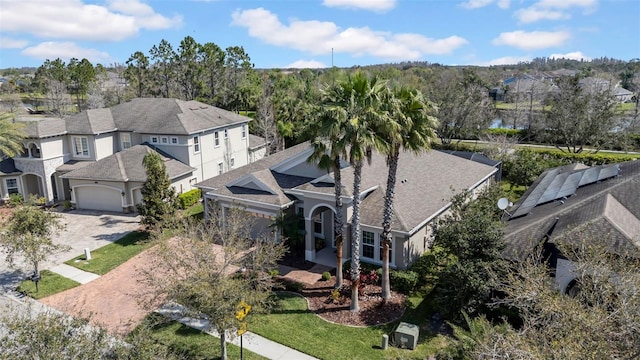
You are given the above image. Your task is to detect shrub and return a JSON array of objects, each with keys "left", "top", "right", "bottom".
[
  {"left": 410, "top": 245, "right": 455, "bottom": 289},
  {"left": 321, "top": 271, "right": 331, "bottom": 281},
  {"left": 277, "top": 278, "right": 305, "bottom": 293},
  {"left": 63, "top": 200, "right": 73, "bottom": 211},
  {"left": 177, "top": 189, "right": 201, "bottom": 210},
  {"left": 7, "top": 193, "right": 23, "bottom": 207},
  {"left": 269, "top": 269, "right": 279, "bottom": 277},
  {"left": 390, "top": 270, "right": 418, "bottom": 294},
  {"left": 342, "top": 259, "right": 381, "bottom": 279}
]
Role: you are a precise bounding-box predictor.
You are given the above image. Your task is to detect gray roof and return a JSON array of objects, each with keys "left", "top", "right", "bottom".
[
  {"left": 249, "top": 134, "right": 266, "bottom": 150},
  {"left": 108, "top": 98, "right": 251, "bottom": 135},
  {"left": 503, "top": 160, "right": 640, "bottom": 260},
  {"left": 198, "top": 144, "right": 498, "bottom": 233},
  {"left": 0, "top": 158, "right": 21, "bottom": 175},
  {"left": 65, "top": 108, "right": 117, "bottom": 135},
  {"left": 60, "top": 144, "right": 195, "bottom": 182},
  {"left": 16, "top": 117, "right": 67, "bottom": 138}
]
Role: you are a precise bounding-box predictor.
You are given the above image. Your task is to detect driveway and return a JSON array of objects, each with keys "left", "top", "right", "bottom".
[{"left": 0, "top": 209, "right": 141, "bottom": 292}]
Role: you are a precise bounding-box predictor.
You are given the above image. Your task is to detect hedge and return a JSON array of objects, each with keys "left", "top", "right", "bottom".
[{"left": 178, "top": 189, "right": 201, "bottom": 209}]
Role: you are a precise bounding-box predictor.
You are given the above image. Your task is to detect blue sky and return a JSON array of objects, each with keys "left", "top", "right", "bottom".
[{"left": 0, "top": 0, "right": 638, "bottom": 69}]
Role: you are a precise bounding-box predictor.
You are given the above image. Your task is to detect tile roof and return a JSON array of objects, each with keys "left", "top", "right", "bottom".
[
  {"left": 60, "top": 144, "right": 195, "bottom": 182},
  {"left": 503, "top": 160, "right": 640, "bottom": 259}
]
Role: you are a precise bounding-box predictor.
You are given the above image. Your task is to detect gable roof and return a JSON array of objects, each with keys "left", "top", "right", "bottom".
[
  {"left": 503, "top": 160, "right": 640, "bottom": 260},
  {"left": 198, "top": 143, "right": 498, "bottom": 233},
  {"left": 16, "top": 116, "right": 67, "bottom": 138},
  {"left": 60, "top": 144, "right": 195, "bottom": 182},
  {"left": 64, "top": 108, "right": 117, "bottom": 135}
]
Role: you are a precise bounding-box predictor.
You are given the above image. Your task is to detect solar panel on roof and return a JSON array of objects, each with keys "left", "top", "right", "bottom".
[
  {"left": 556, "top": 172, "right": 583, "bottom": 199},
  {"left": 579, "top": 167, "right": 600, "bottom": 186},
  {"left": 538, "top": 173, "right": 570, "bottom": 204},
  {"left": 598, "top": 164, "right": 620, "bottom": 181}
]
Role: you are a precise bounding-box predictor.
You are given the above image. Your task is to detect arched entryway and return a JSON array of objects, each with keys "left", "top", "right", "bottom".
[
  {"left": 22, "top": 173, "right": 44, "bottom": 200},
  {"left": 306, "top": 203, "right": 343, "bottom": 266}
]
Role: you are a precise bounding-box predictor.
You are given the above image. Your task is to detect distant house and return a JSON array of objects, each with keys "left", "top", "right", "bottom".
[
  {"left": 502, "top": 160, "right": 640, "bottom": 293},
  {"left": 579, "top": 76, "right": 634, "bottom": 103},
  {"left": 502, "top": 74, "right": 551, "bottom": 102},
  {"left": 196, "top": 143, "right": 498, "bottom": 269},
  {"left": 1, "top": 98, "right": 263, "bottom": 212}
]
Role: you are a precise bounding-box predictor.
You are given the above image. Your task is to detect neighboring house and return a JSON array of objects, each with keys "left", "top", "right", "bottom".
[
  {"left": 502, "top": 160, "right": 640, "bottom": 293},
  {"left": 579, "top": 76, "right": 634, "bottom": 103},
  {"left": 1, "top": 98, "right": 262, "bottom": 212},
  {"left": 196, "top": 142, "right": 498, "bottom": 269},
  {"left": 502, "top": 74, "right": 552, "bottom": 102}
]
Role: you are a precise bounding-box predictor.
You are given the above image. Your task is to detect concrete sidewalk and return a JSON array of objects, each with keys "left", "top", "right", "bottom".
[
  {"left": 157, "top": 305, "right": 318, "bottom": 360},
  {"left": 49, "top": 264, "right": 100, "bottom": 284}
]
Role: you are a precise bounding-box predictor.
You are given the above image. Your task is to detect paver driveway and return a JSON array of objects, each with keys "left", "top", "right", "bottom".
[{"left": 0, "top": 209, "right": 141, "bottom": 292}]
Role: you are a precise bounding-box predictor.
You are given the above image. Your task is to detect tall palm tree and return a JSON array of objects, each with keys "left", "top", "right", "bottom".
[
  {"left": 0, "top": 114, "right": 26, "bottom": 158},
  {"left": 379, "top": 86, "right": 438, "bottom": 300},
  {"left": 324, "top": 71, "right": 392, "bottom": 312}
]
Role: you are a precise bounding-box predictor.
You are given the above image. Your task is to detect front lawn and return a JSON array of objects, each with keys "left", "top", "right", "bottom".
[
  {"left": 65, "top": 231, "right": 152, "bottom": 275},
  {"left": 16, "top": 270, "right": 80, "bottom": 299},
  {"left": 142, "top": 314, "right": 267, "bottom": 360},
  {"left": 183, "top": 202, "right": 204, "bottom": 219},
  {"left": 249, "top": 292, "right": 448, "bottom": 360}
]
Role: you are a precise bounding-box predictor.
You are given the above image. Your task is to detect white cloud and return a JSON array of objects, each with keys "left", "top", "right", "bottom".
[
  {"left": 284, "top": 60, "right": 327, "bottom": 69},
  {"left": 459, "top": 0, "right": 510, "bottom": 9},
  {"left": 492, "top": 30, "right": 570, "bottom": 50},
  {"left": 0, "top": 37, "right": 28, "bottom": 49},
  {"left": 0, "top": 0, "right": 182, "bottom": 42},
  {"left": 231, "top": 8, "right": 467, "bottom": 61},
  {"left": 550, "top": 51, "right": 591, "bottom": 61},
  {"left": 479, "top": 55, "right": 532, "bottom": 66},
  {"left": 515, "top": 8, "right": 569, "bottom": 23},
  {"left": 21, "top": 42, "right": 111, "bottom": 63},
  {"left": 322, "top": 0, "right": 396, "bottom": 12},
  {"left": 515, "top": 0, "right": 597, "bottom": 23}
]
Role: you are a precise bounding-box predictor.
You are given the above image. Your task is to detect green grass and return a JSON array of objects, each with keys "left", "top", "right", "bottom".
[
  {"left": 183, "top": 202, "right": 204, "bottom": 219},
  {"left": 64, "top": 231, "right": 153, "bottom": 275},
  {"left": 249, "top": 292, "right": 448, "bottom": 360},
  {"left": 143, "top": 314, "right": 267, "bottom": 360},
  {"left": 16, "top": 270, "right": 80, "bottom": 299}
]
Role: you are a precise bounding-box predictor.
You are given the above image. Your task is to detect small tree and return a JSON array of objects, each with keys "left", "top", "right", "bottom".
[
  {"left": 0, "top": 205, "right": 66, "bottom": 292},
  {"left": 139, "top": 203, "right": 286, "bottom": 360},
  {"left": 136, "top": 151, "right": 177, "bottom": 230},
  {"left": 0, "top": 308, "right": 183, "bottom": 359},
  {"left": 431, "top": 187, "right": 506, "bottom": 322}
]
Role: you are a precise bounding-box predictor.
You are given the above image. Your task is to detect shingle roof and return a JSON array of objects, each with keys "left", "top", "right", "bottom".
[
  {"left": 64, "top": 108, "right": 117, "bottom": 135},
  {"left": 503, "top": 160, "right": 640, "bottom": 260},
  {"left": 60, "top": 144, "right": 195, "bottom": 182},
  {"left": 249, "top": 134, "right": 266, "bottom": 150},
  {"left": 16, "top": 117, "right": 67, "bottom": 138},
  {"left": 108, "top": 98, "right": 251, "bottom": 135},
  {"left": 199, "top": 144, "right": 498, "bottom": 233}
]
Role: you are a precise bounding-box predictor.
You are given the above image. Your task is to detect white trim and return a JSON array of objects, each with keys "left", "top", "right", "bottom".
[
  {"left": 306, "top": 202, "right": 337, "bottom": 220},
  {"left": 226, "top": 174, "right": 276, "bottom": 194},
  {"left": 193, "top": 135, "right": 200, "bottom": 154},
  {"left": 311, "top": 173, "right": 335, "bottom": 184},
  {"left": 170, "top": 137, "right": 179, "bottom": 145},
  {"left": 214, "top": 131, "right": 220, "bottom": 147},
  {"left": 71, "top": 136, "right": 90, "bottom": 158},
  {"left": 120, "top": 133, "right": 132, "bottom": 150},
  {"left": 4, "top": 177, "right": 21, "bottom": 198},
  {"left": 270, "top": 147, "right": 314, "bottom": 173}
]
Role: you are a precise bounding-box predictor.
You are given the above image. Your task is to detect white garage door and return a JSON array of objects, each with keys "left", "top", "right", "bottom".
[{"left": 75, "top": 186, "right": 122, "bottom": 212}]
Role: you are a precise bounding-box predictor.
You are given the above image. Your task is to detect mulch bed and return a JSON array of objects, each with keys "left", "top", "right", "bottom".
[{"left": 301, "top": 276, "right": 406, "bottom": 327}]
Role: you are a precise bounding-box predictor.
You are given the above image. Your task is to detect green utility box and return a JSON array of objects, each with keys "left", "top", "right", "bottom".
[{"left": 394, "top": 322, "right": 419, "bottom": 350}]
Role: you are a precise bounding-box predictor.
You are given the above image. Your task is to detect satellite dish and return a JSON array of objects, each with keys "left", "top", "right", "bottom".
[{"left": 497, "top": 197, "right": 510, "bottom": 210}]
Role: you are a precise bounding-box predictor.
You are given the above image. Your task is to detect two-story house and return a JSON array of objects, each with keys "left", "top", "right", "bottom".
[{"left": 1, "top": 98, "right": 265, "bottom": 212}]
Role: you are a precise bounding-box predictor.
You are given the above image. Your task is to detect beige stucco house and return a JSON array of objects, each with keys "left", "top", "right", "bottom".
[
  {"left": 0, "top": 98, "right": 264, "bottom": 212},
  {"left": 196, "top": 142, "right": 498, "bottom": 269}
]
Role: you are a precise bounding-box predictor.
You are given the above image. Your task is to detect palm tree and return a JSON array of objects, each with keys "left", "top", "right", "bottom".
[
  {"left": 307, "top": 100, "right": 349, "bottom": 287},
  {"left": 324, "top": 71, "right": 392, "bottom": 312},
  {"left": 379, "top": 86, "right": 438, "bottom": 300},
  {"left": 0, "top": 114, "right": 26, "bottom": 158}
]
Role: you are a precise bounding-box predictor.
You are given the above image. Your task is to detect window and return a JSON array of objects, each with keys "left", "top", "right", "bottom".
[
  {"left": 5, "top": 178, "right": 18, "bottom": 195},
  {"left": 362, "top": 231, "right": 375, "bottom": 259},
  {"left": 121, "top": 133, "right": 131, "bottom": 150},
  {"left": 230, "top": 158, "right": 235, "bottom": 168},
  {"left": 214, "top": 131, "right": 220, "bottom": 147},
  {"left": 241, "top": 125, "right": 247, "bottom": 139},
  {"left": 151, "top": 136, "right": 159, "bottom": 143},
  {"left": 218, "top": 162, "right": 224, "bottom": 175},
  {"left": 72, "top": 136, "right": 89, "bottom": 157},
  {"left": 313, "top": 213, "right": 323, "bottom": 235},
  {"left": 193, "top": 136, "right": 200, "bottom": 153},
  {"left": 171, "top": 137, "right": 179, "bottom": 145},
  {"left": 161, "top": 136, "right": 168, "bottom": 144},
  {"left": 379, "top": 237, "right": 392, "bottom": 263},
  {"left": 297, "top": 207, "right": 305, "bottom": 231},
  {"left": 224, "top": 129, "right": 228, "bottom": 139}
]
